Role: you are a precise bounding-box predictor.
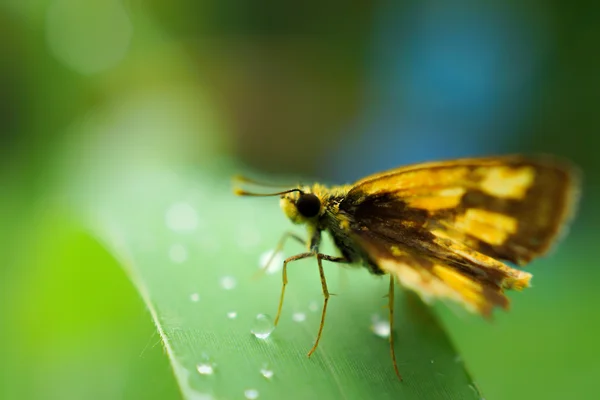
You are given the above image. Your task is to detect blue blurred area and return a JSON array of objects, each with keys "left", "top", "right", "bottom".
[{"left": 330, "top": 1, "right": 546, "bottom": 181}]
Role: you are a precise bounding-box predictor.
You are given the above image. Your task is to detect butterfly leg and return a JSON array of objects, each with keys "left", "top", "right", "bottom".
[
  {"left": 255, "top": 232, "right": 306, "bottom": 279},
  {"left": 388, "top": 275, "right": 402, "bottom": 381},
  {"left": 307, "top": 253, "right": 348, "bottom": 357},
  {"left": 274, "top": 252, "right": 314, "bottom": 326}
]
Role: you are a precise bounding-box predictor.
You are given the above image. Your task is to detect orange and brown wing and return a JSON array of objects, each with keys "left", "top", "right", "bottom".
[
  {"left": 344, "top": 155, "right": 580, "bottom": 266},
  {"left": 339, "top": 155, "right": 580, "bottom": 315}
]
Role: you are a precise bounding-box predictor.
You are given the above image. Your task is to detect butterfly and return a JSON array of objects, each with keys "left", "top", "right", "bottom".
[{"left": 234, "top": 155, "right": 580, "bottom": 380}]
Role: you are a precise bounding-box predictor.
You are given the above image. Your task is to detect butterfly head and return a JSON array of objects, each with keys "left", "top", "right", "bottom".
[
  {"left": 279, "top": 187, "right": 323, "bottom": 224},
  {"left": 233, "top": 177, "right": 324, "bottom": 225}
]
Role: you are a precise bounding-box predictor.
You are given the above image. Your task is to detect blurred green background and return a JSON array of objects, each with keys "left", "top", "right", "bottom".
[{"left": 1, "top": 1, "right": 598, "bottom": 399}]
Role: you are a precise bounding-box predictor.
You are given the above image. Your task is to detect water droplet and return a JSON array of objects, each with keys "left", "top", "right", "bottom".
[
  {"left": 220, "top": 275, "right": 237, "bottom": 290},
  {"left": 196, "top": 362, "right": 214, "bottom": 376},
  {"left": 227, "top": 311, "right": 237, "bottom": 319},
  {"left": 251, "top": 314, "right": 274, "bottom": 339},
  {"left": 430, "top": 359, "right": 435, "bottom": 364},
  {"left": 169, "top": 244, "right": 188, "bottom": 263},
  {"left": 454, "top": 355, "right": 462, "bottom": 364},
  {"left": 196, "top": 354, "right": 216, "bottom": 376},
  {"left": 308, "top": 301, "right": 319, "bottom": 312},
  {"left": 292, "top": 312, "right": 306, "bottom": 322},
  {"left": 166, "top": 202, "right": 199, "bottom": 232},
  {"left": 244, "top": 389, "right": 259, "bottom": 399},
  {"left": 190, "top": 293, "right": 200, "bottom": 302},
  {"left": 258, "top": 249, "right": 284, "bottom": 274},
  {"left": 173, "top": 359, "right": 214, "bottom": 399},
  {"left": 370, "top": 314, "right": 390, "bottom": 338},
  {"left": 260, "top": 364, "right": 274, "bottom": 379}
]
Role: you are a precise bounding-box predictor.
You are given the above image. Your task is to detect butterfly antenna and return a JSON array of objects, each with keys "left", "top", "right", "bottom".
[
  {"left": 233, "top": 175, "right": 298, "bottom": 188},
  {"left": 233, "top": 187, "right": 303, "bottom": 197}
]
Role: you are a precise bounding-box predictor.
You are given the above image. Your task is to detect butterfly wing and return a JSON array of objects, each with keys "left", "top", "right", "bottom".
[
  {"left": 353, "top": 229, "right": 516, "bottom": 316},
  {"left": 339, "top": 156, "right": 579, "bottom": 315}
]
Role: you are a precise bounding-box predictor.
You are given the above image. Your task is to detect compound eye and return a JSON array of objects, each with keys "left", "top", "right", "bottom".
[{"left": 296, "top": 193, "right": 321, "bottom": 218}]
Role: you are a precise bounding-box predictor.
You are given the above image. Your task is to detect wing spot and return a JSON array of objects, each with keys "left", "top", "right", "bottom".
[
  {"left": 479, "top": 166, "right": 535, "bottom": 199},
  {"left": 405, "top": 187, "right": 466, "bottom": 211},
  {"left": 454, "top": 209, "right": 517, "bottom": 245}
]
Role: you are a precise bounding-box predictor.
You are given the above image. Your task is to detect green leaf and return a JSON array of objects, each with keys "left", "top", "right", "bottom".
[
  {"left": 1, "top": 204, "right": 181, "bottom": 400},
  {"left": 84, "top": 164, "right": 483, "bottom": 400}
]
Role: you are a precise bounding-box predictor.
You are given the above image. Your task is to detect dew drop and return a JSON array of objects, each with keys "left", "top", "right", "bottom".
[
  {"left": 174, "top": 359, "right": 214, "bottom": 400},
  {"left": 165, "top": 202, "right": 199, "bottom": 232},
  {"left": 308, "top": 301, "right": 319, "bottom": 312},
  {"left": 190, "top": 293, "right": 200, "bottom": 302},
  {"left": 292, "top": 312, "right": 306, "bottom": 322},
  {"left": 169, "top": 244, "right": 188, "bottom": 263},
  {"left": 251, "top": 314, "right": 274, "bottom": 339},
  {"left": 227, "top": 311, "right": 238, "bottom": 319},
  {"left": 244, "top": 389, "right": 259, "bottom": 399},
  {"left": 258, "top": 249, "right": 284, "bottom": 274},
  {"left": 370, "top": 315, "right": 390, "bottom": 338},
  {"left": 196, "top": 354, "right": 216, "bottom": 376},
  {"left": 220, "top": 275, "right": 237, "bottom": 290},
  {"left": 260, "top": 364, "right": 274, "bottom": 379},
  {"left": 196, "top": 362, "right": 214, "bottom": 376}
]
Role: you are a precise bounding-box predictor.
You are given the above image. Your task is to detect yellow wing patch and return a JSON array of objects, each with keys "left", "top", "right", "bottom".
[
  {"left": 453, "top": 209, "right": 518, "bottom": 246},
  {"left": 478, "top": 166, "right": 535, "bottom": 199},
  {"left": 404, "top": 187, "right": 466, "bottom": 211}
]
